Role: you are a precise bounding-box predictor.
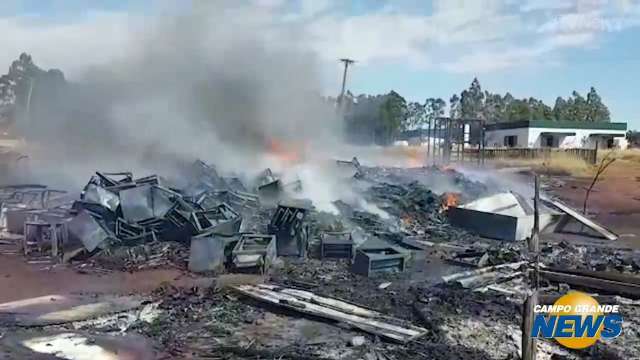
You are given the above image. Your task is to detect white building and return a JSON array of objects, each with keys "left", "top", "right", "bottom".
[{"left": 484, "top": 120, "right": 628, "bottom": 149}]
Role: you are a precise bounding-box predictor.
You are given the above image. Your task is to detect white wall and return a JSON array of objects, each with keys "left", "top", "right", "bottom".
[
  {"left": 484, "top": 128, "right": 529, "bottom": 148},
  {"left": 527, "top": 128, "right": 627, "bottom": 149},
  {"left": 485, "top": 127, "right": 627, "bottom": 149}
]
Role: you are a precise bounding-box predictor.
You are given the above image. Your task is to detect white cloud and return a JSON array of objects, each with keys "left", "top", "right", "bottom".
[
  {"left": 538, "top": 10, "right": 640, "bottom": 34},
  {"left": 442, "top": 46, "right": 547, "bottom": 73},
  {"left": 520, "top": 0, "right": 574, "bottom": 12},
  {"left": 305, "top": 13, "right": 432, "bottom": 65},
  {"left": 0, "top": 0, "right": 639, "bottom": 78},
  {"left": 0, "top": 12, "right": 136, "bottom": 78}
]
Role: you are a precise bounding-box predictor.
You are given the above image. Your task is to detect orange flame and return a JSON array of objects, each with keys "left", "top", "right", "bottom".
[
  {"left": 401, "top": 214, "right": 413, "bottom": 226},
  {"left": 267, "top": 139, "right": 304, "bottom": 166},
  {"left": 439, "top": 164, "right": 457, "bottom": 173},
  {"left": 440, "top": 192, "right": 460, "bottom": 211}
]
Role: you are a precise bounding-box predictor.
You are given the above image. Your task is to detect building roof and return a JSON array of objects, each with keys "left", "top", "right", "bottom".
[{"left": 484, "top": 120, "right": 627, "bottom": 131}]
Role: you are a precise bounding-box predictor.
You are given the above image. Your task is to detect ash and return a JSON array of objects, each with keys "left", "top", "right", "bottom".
[{"left": 0, "top": 161, "right": 638, "bottom": 360}]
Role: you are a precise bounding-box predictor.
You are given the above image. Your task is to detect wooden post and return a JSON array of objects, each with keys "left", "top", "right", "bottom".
[
  {"left": 532, "top": 175, "right": 540, "bottom": 288},
  {"left": 522, "top": 290, "right": 538, "bottom": 360},
  {"left": 530, "top": 176, "right": 540, "bottom": 252},
  {"left": 522, "top": 175, "right": 541, "bottom": 360}
]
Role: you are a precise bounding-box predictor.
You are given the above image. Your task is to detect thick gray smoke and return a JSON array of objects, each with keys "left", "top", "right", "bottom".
[{"left": 15, "top": 1, "right": 342, "bottom": 190}]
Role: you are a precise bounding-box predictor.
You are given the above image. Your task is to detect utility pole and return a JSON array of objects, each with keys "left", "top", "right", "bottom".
[
  {"left": 26, "top": 77, "right": 35, "bottom": 127},
  {"left": 338, "top": 58, "right": 355, "bottom": 108}
]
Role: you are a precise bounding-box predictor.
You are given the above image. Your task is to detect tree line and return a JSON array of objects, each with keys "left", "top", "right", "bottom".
[{"left": 342, "top": 78, "right": 611, "bottom": 145}]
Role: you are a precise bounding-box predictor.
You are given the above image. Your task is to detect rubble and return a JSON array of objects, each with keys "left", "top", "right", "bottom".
[
  {"left": 231, "top": 233, "right": 277, "bottom": 274},
  {"left": 543, "top": 197, "right": 619, "bottom": 241},
  {"left": 448, "top": 192, "right": 559, "bottom": 241},
  {"left": 1, "top": 161, "right": 639, "bottom": 359},
  {"left": 232, "top": 283, "right": 428, "bottom": 343}
]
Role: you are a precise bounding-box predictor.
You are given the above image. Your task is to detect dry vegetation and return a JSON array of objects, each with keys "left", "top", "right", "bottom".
[
  {"left": 492, "top": 153, "right": 593, "bottom": 177},
  {"left": 491, "top": 148, "right": 640, "bottom": 177},
  {"left": 598, "top": 148, "right": 640, "bottom": 164}
]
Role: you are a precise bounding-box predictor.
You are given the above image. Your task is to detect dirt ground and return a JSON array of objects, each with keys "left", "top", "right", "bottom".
[
  {"left": 0, "top": 254, "right": 205, "bottom": 303},
  {"left": 1, "top": 161, "right": 638, "bottom": 359},
  {"left": 544, "top": 158, "right": 640, "bottom": 248}
]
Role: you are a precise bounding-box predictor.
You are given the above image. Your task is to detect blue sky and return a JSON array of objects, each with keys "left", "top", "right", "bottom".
[{"left": 0, "top": 0, "right": 639, "bottom": 129}]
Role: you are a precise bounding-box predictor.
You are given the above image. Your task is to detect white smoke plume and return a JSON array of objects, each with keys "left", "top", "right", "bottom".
[
  {"left": 3, "top": 1, "right": 398, "bottom": 217},
  {"left": 14, "top": 1, "right": 342, "bottom": 188}
]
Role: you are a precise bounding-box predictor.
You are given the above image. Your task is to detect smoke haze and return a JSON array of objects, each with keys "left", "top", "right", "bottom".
[{"left": 15, "top": 1, "right": 342, "bottom": 190}]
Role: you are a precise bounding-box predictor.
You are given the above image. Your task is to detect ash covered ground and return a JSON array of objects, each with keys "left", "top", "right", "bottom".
[
  {"left": 0, "top": 160, "right": 639, "bottom": 360},
  {"left": 0, "top": 3, "right": 638, "bottom": 359}
]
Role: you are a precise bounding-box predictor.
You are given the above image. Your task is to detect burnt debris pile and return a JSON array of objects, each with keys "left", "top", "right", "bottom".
[
  {"left": 2, "top": 159, "right": 640, "bottom": 360},
  {"left": 0, "top": 158, "right": 490, "bottom": 273},
  {"left": 0, "top": 160, "right": 254, "bottom": 269}
]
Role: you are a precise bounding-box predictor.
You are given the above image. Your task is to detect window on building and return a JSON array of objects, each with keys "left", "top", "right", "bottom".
[
  {"left": 544, "top": 135, "right": 554, "bottom": 147},
  {"left": 504, "top": 136, "right": 517, "bottom": 148}
]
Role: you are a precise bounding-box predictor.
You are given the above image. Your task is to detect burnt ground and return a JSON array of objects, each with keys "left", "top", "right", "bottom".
[
  {"left": 0, "top": 164, "right": 639, "bottom": 359},
  {"left": 543, "top": 158, "right": 640, "bottom": 249}
]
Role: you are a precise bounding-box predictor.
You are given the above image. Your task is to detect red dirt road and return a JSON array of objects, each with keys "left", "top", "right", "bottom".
[
  {"left": 0, "top": 254, "right": 202, "bottom": 303},
  {"left": 546, "top": 159, "right": 640, "bottom": 247}
]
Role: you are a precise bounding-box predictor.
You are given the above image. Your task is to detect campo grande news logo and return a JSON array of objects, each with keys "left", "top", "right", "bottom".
[{"left": 532, "top": 291, "right": 623, "bottom": 349}]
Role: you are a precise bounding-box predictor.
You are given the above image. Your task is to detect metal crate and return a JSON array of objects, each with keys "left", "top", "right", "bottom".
[
  {"left": 268, "top": 200, "right": 311, "bottom": 257},
  {"left": 320, "top": 232, "right": 354, "bottom": 259},
  {"left": 231, "top": 234, "right": 277, "bottom": 274},
  {"left": 352, "top": 247, "right": 406, "bottom": 277}
]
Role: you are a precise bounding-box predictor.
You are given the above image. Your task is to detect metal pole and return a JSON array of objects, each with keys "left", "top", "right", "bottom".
[
  {"left": 460, "top": 121, "right": 465, "bottom": 163},
  {"left": 437, "top": 119, "right": 442, "bottom": 165},
  {"left": 481, "top": 121, "right": 486, "bottom": 166},
  {"left": 26, "top": 77, "right": 35, "bottom": 126},
  {"left": 433, "top": 118, "right": 440, "bottom": 165},
  {"left": 446, "top": 118, "right": 452, "bottom": 164},
  {"left": 338, "top": 58, "right": 355, "bottom": 108},
  {"left": 426, "top": 117, "right": 431, "bottom": 162}
]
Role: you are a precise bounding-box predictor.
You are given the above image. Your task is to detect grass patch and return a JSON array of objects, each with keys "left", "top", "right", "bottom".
[
  {"left": 600, "top": 148, "right": 640, "bottom": 163},
  {"left": 493, "top": 153, "right": 594, "bottom": 177}
]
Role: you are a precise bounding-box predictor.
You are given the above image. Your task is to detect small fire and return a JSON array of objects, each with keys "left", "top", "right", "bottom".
[
  {"left": 384, "top": 146, "right": 426, "bottom": 168},
  {"left": 401, "top": 214, "right": 413, "bottom": 225},
  {"left": 439, "top": 164, "right": 457, "bottom": 173},
  {"left": 267, "top": 138, "right": 304, "bottom": 166},
  {"left": 440, "top": 192, "right": 460, "bottom": 212}
]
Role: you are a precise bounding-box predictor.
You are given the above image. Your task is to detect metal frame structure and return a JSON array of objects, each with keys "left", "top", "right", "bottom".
[{"left": 423, "top": 117, "right": 486, "bottom": 166}]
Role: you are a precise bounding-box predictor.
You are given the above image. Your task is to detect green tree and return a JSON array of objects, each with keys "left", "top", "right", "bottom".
[
  {"left": 483, "top": 92, "right": 506, "bottom": 122},
  {"left": 528, "top": 97, "right": 553, "bottom": 120},
  {"left": 425, "top": 97, "right": 446, "bottom": 125},
  {"left": 586, "top": 87, "right": 610, "bottom": 122},
  {"left": 449, "top": 94, "right": 460, "bottom": 119},
  {"left": 626, "top": 130, "right": 640, "bottom": 147},
  {"left": 404, "top": 101, "right": 425, "bottom": 130},
  {"left": 505, "top": 99, "right": 530, "bottom": 121},
  {"left": 553, "top": 97, "right": 569, "bottom": 121},
  {"left": 568, "top": 91, "right": 589, "bottom": 121},
  {"left": 377, "top": 91, "right": 407, "bottom": 144},
  {"left": 460, "top": 78, "right": 484, "bottom": 119}
]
